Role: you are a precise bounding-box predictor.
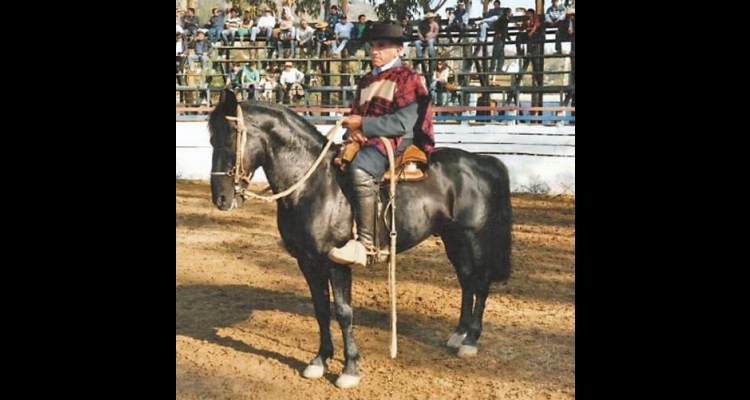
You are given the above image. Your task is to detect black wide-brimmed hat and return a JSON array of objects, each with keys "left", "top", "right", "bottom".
[{"left": 363, "top": 22, "right": 409, "bottom": 43}]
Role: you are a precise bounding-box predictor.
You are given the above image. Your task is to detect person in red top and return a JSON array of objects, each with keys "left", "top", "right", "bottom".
[{"left": 328, "top": 22, "right": 435, "bottom": 268}]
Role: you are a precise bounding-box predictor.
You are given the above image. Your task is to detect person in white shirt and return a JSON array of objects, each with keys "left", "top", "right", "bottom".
[
  {"left": 331, "top": 15, "right": 355, "bottom": 55},
  {"left": 296, "top": 19, "right": 315, "bottom": 56},
  {"left": 429, "top": 61, "right": 451, "bottom": 106},
  {"left": 251, "top": 6, "right": 277, "bottom": 43},
  {"left": 277, "top": 61, "right": 305, "bottom": 104}
]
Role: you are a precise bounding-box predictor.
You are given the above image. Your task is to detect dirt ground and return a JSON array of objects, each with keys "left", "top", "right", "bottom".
[{"left": 176, "top": 180, "right": 575, "bottom": 400}]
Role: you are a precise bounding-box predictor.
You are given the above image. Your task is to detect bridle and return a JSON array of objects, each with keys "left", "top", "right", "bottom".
[{"left": 211, "top": 104, "right": 344, "bottom": 202}]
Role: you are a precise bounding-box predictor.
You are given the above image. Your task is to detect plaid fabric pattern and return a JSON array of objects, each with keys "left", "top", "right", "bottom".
[{"left": 350, "top": 66, "right": 435, "bottom": 157}]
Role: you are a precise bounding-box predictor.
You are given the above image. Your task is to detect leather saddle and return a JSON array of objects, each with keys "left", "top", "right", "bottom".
[{"left": 333, "top": 137, "right": 428, "bottom": 182}]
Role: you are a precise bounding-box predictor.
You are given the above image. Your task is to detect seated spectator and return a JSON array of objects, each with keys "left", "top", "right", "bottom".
[
  {"left": 206, "top": 7, "right": 225, "bottom": 44},
  {"left": 222, "top": 8, "right": 242, "bottom": 47},
  {"left": 331, "top": 15, "right": 354, "bottom": 55},
  {"left": 475, "top": 0, "right": 504, "bottom": 42},
  {"left": 350, "top": 14, "right": 368, "bottom": 56},
  {"left": 176, "top": 8, "right": 184, "bottom": 34},
  {"left": 296, "top": 19, "right": 315, "bottom": 56},
  {"left": 429, "top": 61, "right": 451, "bottom": 106},
  {"left": 277, "top": 61, "right": 305, "bottom": 104},
  {"left": 243, "top": 61, "right": 261, "bottom": 100},
  {"left": 187, "top": 31, "right": 213, "bottom": 73},
  {"left": 545, "top": 0, "right": 567, "bottom": 54},
  {"left": 277, "top": 19, "right": 297, "bottom": 58},
  {"left": 237, "top": 10, "right": 254, "bottom": 42},
  {"left": 280, "top": 0, "right": 295, "bottom": 22},
  {"left": 251, "top": 6, "right": 277, "bottom": 45},
  {"left": 313, "top": 21, "right": 332, "bottom": 58},
  {"left": 325, "top": 5, "right": 342, "bottom": 37},
  {"left": 445, "top": 1, "right": 469, "bottom": 43},
  {"left": 414, "top": 13, "right": 440, "bottom": 71},
  {"left": 399, "top": 17, "right": 414, "bottom": 57},
  {"left": 176, "top": 32, "right": 187, "bottom": 86},
  {"left": 258, "top": 75, "right": 277, "bottom": 102},
  {"left": 181, "top": 7, "right": 200, "bottom": 39},
  {"left": 226, "top": 62, "right": 246, "bottom": 97}
]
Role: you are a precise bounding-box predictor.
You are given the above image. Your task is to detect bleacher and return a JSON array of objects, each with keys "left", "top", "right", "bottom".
[{"left": 176, "top": 15, "right": 575, "bottom": 125}]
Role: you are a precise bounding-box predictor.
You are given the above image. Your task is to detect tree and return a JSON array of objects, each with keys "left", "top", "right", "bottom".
[{"left": 368, "top": 0, "right": 450, "bottom": 21}]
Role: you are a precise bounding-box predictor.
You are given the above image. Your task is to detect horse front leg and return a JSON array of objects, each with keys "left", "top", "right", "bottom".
[
  {"left": 298, "top": 259, "right": 333, "bottom": 380},
  {"left": 330, "top": 264, "right": 361, "bottom": 389}
]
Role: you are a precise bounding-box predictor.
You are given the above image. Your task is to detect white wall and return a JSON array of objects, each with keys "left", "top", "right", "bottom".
[{"left": 176, "top": 122, "right": 575, "bottom": 195}]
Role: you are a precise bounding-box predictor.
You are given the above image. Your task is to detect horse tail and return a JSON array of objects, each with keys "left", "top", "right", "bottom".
[
  {"left": 208, "top": 89, "right": 239, "bottom": 139},
  {"left": 487, "top": 157, "right": 513, "bottom": 283}
]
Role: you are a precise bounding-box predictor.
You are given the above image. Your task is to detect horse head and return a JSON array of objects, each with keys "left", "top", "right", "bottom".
[{"left": 208, "top": 89, "right": 266, "bottom": 211}]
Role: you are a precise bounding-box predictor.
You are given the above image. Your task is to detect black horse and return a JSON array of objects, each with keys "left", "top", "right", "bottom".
[{"left": 208, "top": 89, "right": 512, "bottom": 389}]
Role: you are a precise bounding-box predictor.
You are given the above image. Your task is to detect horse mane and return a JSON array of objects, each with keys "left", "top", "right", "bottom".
[{"left": 209, "top": 89, "right": 330, "bottom": 151}]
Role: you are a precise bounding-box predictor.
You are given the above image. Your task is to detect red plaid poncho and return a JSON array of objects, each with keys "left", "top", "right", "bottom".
[{"left": 349, "top": 65, "right": 435, "bottom": 157}]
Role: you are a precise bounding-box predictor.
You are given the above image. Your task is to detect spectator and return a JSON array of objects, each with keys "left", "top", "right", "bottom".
[
  {"left": 545, "top": 0, "right": 567, "bottom": 54},
  {"left": 222, "top": 8, "right": 242, "bottom": 47},
  {"left": 280, "top": 0, "right": 295, "bottom": 22},
  {"left": 414, "top": 13, "right": 440, "bottom": 72},
  {"left": 331, "top": 15, "right": 355, "bottom": 55},
  {"left": 566, "top": 7, "right": 574, "bottom": 54},
  {"left": 226, "top": 62, "right": 246, "bottom": 97},
  {"left": 313, "top": 21, "right": 332, "bottom": 58},
  {"left": 296, "top": 19, "right": 315, "bottom": 57},
  {"left": 259, "top": 74, "right": 277, "bottom": 102},
  {"left": 243, "top": 61, "right": 261, "bottom": 100},
  {"left": 251, "top": 5, "right": 276, "bottom": 44},
  {"left": 351, "top": 14, "right": 369, "bottom": 56},
  {"left": 181, "top": 7, "right": 200, "bottom": 39},
  {"left": 187, "top": 31, "right": 213, "bottom": 73},
  {"left": 277, "top": 61, "right": 305, "bottom": 104},
  {"left": 325, "top": 5, "right": 342, "bottom": 37},
  {"left": 176, "top": 8, "right": 184, "bottom": 34},
  {"left": 488, "top": 7, "right": 512, "bottom": 72},
  {"left": 176, "top": 32, "right": 187, "bottom": 86},
  {"left": 429, "top": 61, "right": 451, "bottom": 106},
  {"left": 206, "top": 7, "right": 225, "bottom": 44},
  {"left": 445, "top": 1, "right": 469, "bottom": 44},
  {"left": 277, "top": 19, "right": 297, "bottom": 58},
  {"left": 518, "top": 8, "right": 544, "bottom": 86},
  {"left": 476, "top": 0, "right": 504, "bottom": 42},
  {"left": 399, "top": 17, "right": 414, "bottom": 57},
  {"left": 237, "top": 10, "right": 254, "bottom": 43}
]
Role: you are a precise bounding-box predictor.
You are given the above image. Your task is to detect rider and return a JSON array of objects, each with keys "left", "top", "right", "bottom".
[{"left": 328, "top": 22, "right": 435, "bottom": 268}]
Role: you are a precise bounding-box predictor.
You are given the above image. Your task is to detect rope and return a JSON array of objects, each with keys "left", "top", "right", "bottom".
[{"left": 379, "top": 137, "right": 398, "bottom": 359}]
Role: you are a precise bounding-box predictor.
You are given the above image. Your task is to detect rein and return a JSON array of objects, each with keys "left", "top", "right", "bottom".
[{"left": 217, "top": 104, "right": 344, "bottom": 202}]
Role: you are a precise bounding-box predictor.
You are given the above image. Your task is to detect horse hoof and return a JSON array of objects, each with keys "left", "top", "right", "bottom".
[
  {"left": 336, "top": 374, "right": 362, "bottom": 389},
  {"left": 457, "top": 345, "right": 478, "bottom": 358},
  {"left": 447, "top": 332, "right": 467, "bottom": 348},
  {"left": 302, "top": 364, "right": 325, "bottom": 379},
  {"left": 335, "top": 373, "right": 361, "bottom": 389}
]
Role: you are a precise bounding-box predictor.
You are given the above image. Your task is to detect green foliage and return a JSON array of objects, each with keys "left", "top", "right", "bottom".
[{"left": 368, "top": 0, "right": 450, "bottom": 20}]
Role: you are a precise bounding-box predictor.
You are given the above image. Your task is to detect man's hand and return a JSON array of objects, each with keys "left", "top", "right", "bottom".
[{"left": 342, "top": 115, "right": 362, "bottom": 131}]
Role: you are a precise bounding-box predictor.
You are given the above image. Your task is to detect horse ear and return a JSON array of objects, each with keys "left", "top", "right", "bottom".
[{"left": 219, "top": 88, "right": 238, "bottom": 116}]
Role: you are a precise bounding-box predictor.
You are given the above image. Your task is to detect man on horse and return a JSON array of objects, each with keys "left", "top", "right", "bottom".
[{"left": 328, "top": 22, "right": 435, "bottom": 268}]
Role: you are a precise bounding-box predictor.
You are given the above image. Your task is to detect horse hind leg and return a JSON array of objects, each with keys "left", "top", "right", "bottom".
[{"left": 442, "top": 229, "right": 491, "bottom": 358}]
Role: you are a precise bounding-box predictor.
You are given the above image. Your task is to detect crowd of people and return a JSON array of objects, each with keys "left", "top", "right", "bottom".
[{"left": 176, "top": 1, "right": 575, "bottom": 106}]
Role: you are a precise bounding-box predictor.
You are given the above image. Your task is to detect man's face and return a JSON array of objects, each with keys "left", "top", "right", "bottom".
[
  {"left": 187, "top": 9, "right": 194, "bottom": 16},
  {"left": 401, "top": 19, "right": 408, "bottom": 26},
  {"left": 369, "top": 40, "right": 401, "bottom": 68},
  {"left": 196, "top": 33, "right": 205, "bottom": 40},
  {"left": 359, "top": 16, "right": 366, "bottom": 23},
  {"left": 494, "top": 2, "right": 501, "bottom": 8}
]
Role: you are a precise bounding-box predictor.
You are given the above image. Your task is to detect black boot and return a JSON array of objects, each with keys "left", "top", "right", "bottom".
[{"left": 328, "top": 168, "right": 378, "bottom": 267}]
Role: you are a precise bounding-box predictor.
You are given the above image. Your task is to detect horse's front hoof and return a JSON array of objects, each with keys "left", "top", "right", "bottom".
[
  {"left": 302, "top": 364, "right": 325, "bottom": 379},
  {"left": 447, "top": 332, "right": 467, "bottom": 348},
  {"left": 335, "top": 373, "right": 361, "bottom": 389},
  {"left": 457, "top": 344, "right": 478, "bottom": 358}
]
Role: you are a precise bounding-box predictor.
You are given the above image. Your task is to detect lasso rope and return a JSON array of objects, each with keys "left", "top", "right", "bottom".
[{"left": 379, "top": 137, "right": 398, "bottom": 359}]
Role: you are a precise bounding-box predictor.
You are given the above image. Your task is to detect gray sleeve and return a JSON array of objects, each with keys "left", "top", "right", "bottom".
[{"left": 361, "top": 102, "right": 418, "bottom": 139}]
